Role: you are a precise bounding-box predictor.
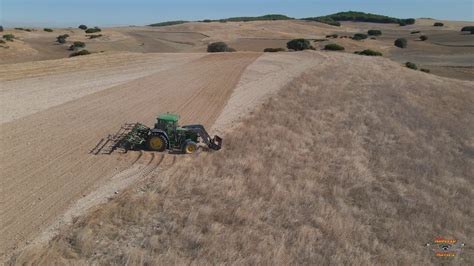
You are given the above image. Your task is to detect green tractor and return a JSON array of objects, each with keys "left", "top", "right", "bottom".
[{"left": 120, "top": 113, "right": 222, "bottom": 154}]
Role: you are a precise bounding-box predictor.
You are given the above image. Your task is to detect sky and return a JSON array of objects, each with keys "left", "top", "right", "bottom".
[{"left": 1, "top": 0, "right": 473, "bottom": 27}]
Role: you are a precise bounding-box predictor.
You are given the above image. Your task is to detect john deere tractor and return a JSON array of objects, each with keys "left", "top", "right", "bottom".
[{"left": 120, "top": 113, "right": 222, "bottom": 153}]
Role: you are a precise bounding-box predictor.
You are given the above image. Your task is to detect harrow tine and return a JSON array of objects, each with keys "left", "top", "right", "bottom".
[{"left": 90, "top": 123, "right": 142, "bottom": 155}]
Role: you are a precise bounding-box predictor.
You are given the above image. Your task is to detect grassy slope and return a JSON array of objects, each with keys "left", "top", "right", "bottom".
[{"left": 14, "top": 53, "right": 473, "bottom": 264}]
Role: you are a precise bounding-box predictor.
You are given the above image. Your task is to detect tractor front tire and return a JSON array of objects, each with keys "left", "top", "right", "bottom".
[
  {"left": 147, "top": 135, "right": 167, "bottom": 152},
  {"left": 183, "top": 141, "right": 198, "bottom": 154}
]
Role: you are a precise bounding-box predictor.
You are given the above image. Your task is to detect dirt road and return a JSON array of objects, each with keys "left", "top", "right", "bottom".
[{"left": 0, "top": 52, "right": 260, "bottom": 256}]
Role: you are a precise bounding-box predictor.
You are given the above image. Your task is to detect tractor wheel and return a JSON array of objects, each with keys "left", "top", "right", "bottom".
[
  {"left": 183, "top": 141, "right": 198, "bottom": 154},
  {"left": 147, "top": 135, "right": 167, "bottom": 152}
]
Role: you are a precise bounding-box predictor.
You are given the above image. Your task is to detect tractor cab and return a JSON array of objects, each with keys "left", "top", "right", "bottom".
[{"left": 154, "top": 113, "right": 178, "bottom": 133}]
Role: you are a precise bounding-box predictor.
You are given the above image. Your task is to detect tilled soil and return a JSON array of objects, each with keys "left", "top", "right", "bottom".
[{"left": 0, "top": 52, "right": 260, "bottom": 256}]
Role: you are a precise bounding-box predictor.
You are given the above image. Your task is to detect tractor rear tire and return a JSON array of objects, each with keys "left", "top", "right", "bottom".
[
  {"left": 147, "top": 135, "right": 167, "bottom": 152},
  {"left": 183, "top": 141, "right": 198, "bottom": 154}
]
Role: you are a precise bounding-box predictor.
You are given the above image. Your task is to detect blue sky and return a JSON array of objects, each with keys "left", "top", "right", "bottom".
[{"left": 1, "top": 0, "right": 473, "bottom": 27}]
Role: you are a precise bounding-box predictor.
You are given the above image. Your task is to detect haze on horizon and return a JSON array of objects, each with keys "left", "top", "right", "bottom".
[{"left": 1, "top": 0, "right": 473, "bottom": 28}]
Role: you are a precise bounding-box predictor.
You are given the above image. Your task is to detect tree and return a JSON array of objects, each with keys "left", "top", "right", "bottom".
[
  {"left": 394, "top": 38, "right": 407, "bottom": 48},
  {"left": 433, "top": 22, "right": 444, "bottom": 27},
  {"left": 207, "top": 42, "right": 234, "bottom": 52},
  {"left": 3, "top": 34, "right": 15, "bottom": 41},
  {"left": 78, "top": 25, "right": 88, "bottom": 30},
  {"left": 85, "top": 27, "right": 101, "bottom": 33},
  {"left": 367, "top": 30, "right": 382, "bottom": 36},
  {"left": 461, "top": 26, "right": 474, "bottom": 32},
  {"left": 56, "top": 34, "right": 69, "bottom": 44},
  {"left": 286, "top": 39, "right": 311, "bottom": 51},
  {"left": 324, "top": 43, "right": 345, "bottom": 51},
  {"left": 354, "top": 49, "right": 383, "bottom": 56},
  {"left": 352, "top": 33, "right": 368, "bottom": 40},
  {"left": 73, "top": 41, "right": 86, "bottom": 48},
  {"left": 405, "top": 62, "right": 417, "bottom": 70}
]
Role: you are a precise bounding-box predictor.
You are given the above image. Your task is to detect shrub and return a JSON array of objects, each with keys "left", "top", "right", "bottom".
[
  {"left": 420, "top": 35, "right": 428, "bottom": 41},
  {"left": 411, "top": 30, "right": 421, "bottom": 34},
  {"left": 3, "top": 34, "right": 15, "bottom": 41},
  {"left": 324, "top": 43, "right": 345, "bottom": 51},
  {"left": 78, "top": 25, "right": 88, "bottom": 30},
  {"left": 325, "top": 34, "right": 338, "bottom": 38},
  {"left": 85, "top": 27, "right": 101, "bottom": 33},
  {"left": 56, "top": 34, "right": 69, "bottom": 43},
  {"left": 70, "top": 49, "right": 91, "bottom": 57},
  {"left": 263, "top": 47, "right": 285, "bottom": 52},
  {"left": 44, "top": 28, "right": 53, "bottom": 32},
  {"left": 405, "top": 62, "right": 417, "bottom": 70},
  {"left": 207, "top": 42, "right": 234, "bottom": 52},
  {"left": 399, "top": 21, "right": 407, "bottom": 26},
  {"left": 352, "top": 33, "right": 368, "bottom": 40},
  {"left": 394, "top": 38, "right": 407, "bottom": 48},
  {"left": 420, "top": 68, "right": 430, "bottom": 73},
  {"left": 0, "top": 39, "right": 5, "bottom": 44},
  {"left": 367, "top": 30, "right": 382, "bottom": 36},
  {"left": 286, "top": 39, "right": 311, "bottom": 51},
  {"left": 355, "top": 49, "right": 383, "bottom": 56},
  {"left": 434, "top": 22, "right": 444, "bottom": 27},
  {"left": 73, "top": 41, "right": 86, "bottom": 48},
  {"left": 88, "top": 34, "right": 102, "bottom": 39}
]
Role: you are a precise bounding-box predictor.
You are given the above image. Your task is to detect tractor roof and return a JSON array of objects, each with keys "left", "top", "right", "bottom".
[{"left": 158, "top": 113, "right": 179, "bottom": 122}]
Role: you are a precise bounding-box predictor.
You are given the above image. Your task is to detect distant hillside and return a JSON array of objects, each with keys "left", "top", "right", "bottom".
[
  {"left": 149, "top": 14, "right": 292, "bottom": 27},
  {"left": 216, "top": 14, "right": 293, "bottom": 22},
  {"left": 148, "top": 20, "right": 188, "bottom": 27},
  {"left": 303, "top": 11, "right": 415, "bottom": 26}
]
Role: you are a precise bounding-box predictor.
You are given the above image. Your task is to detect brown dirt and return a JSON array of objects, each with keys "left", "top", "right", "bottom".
[
  {"left": 12, "top": 52, "right": 473, "bottom": 264},
  {"left": 0, "top": 52, "right": 260, "bottom": 258},
  {"left": 0, "top": 52, "right": 204, "bottom": 123}
]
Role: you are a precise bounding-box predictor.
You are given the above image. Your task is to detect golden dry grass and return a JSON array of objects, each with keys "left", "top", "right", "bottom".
[{"left": 11, "top": 53, "right": 474, "bottom": 265}]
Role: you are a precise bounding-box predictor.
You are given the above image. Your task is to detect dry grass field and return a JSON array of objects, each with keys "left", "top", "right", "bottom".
[{"left": 9, "top": 52, "right": 474, "bottom": 264}]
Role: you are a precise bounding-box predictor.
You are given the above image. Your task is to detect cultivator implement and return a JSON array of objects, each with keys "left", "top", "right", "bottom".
[{"left": 89, "top": 123, "right": 144, "bottom": 155}]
